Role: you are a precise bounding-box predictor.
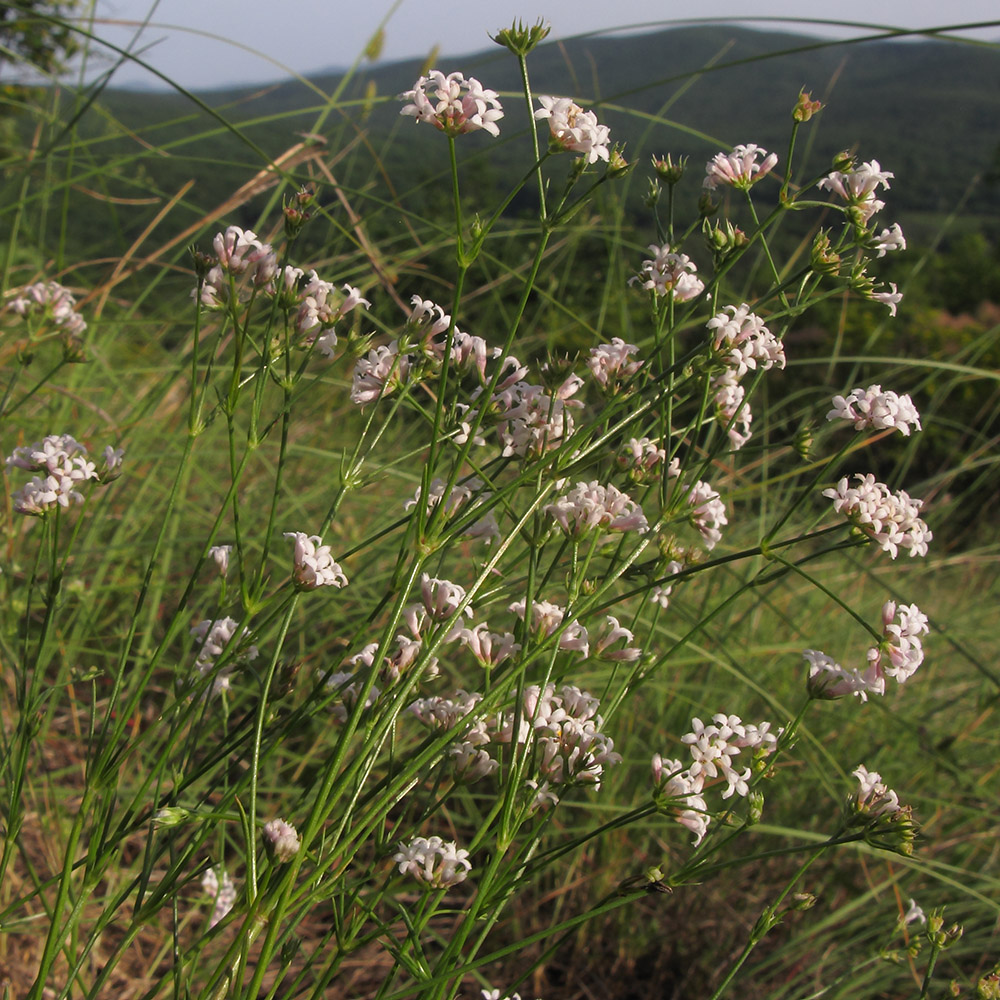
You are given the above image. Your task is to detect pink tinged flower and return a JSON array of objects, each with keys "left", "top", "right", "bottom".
[
  {"left": 868, "top": 282, "right": 903, "bottom": 317},
  {"left": 703, "top": 143, "right": 778, "bottom": 191},
  {"left": 804, "top": 648, "right": 883, "bottom": 701},
  {"left": 587, "top": 338, "right": 643, "bottom": 389},
  {"left": 544, "top": 480, "right": 649, "bottom": 537},
  {"left": 212, "top": 226, "right": 267, "bottom": 277},
  {"left": 852, "top": 764, "right": 901, "bottom": 816},
  {"left": 492, "top": 381, "right": 579, "bottom": 457},
  {"left": 326, "top": 668, "right": 380, "bottom": 723},
  {"left": 631, "top": 243, "right": 705, "bottom": 300},
  {"left": 684, "top": 480, "right": 728, "bottom": 550},
  {"left": 262, "top": 819, "right": 301, "bottom": 862},
  {"left": 283, "top": 532, "right": 348, "bottom": 589},
  {"left": 534, "top": 95, "right": 611, "bottom": 163},
  {"left": 871, "top": 223, "right": 906, "bottom": 257},
  {"left": 509, "top": 599, "right": 589, "bottom": 656},
  {"left": 868, "top": 600, "right": 928, "bottom": 685},
  {"left": 399, "top": 70, "right": 504, "bottom": 138},
  {"left": 419, "top": 573, "right": 468, "bottom": 621},
  {"left": 450, "top": 741, "right": 498, "bottom": 782},
  {"left": 706, "top": 304, "right": 785, "bottom": 377},
  {"left": 454, "top": 622, "right": 521, "bottom": 668},
  {"left": 350, "top": 341, "right": 412, "bottom": 406},
  {"left": 408, "top": 690, "right": 482, "bottom": 730},
  {"left": 201, "top": 866, "right": 236, "bottom": 928},
  {"left": 208, "top": 545, "right": 232, "bottom": 577},
  {"left": 393, "top": 835, "right": 471, "bottom": 888},
  {"left": 618, "top": 437, "right": 667, "bottom": 481},
  {"left": 191, "top": 617, "right": 258, "bottom": 694},
  {"left": 827, "top": 385, "right": 921, "bottom": 436},
  {"left": 903, "top": 898, "right": 927, "bottom": 926},
  {"left": 593, "top": 615, "right": 642, "bottom": 661},
  {"left": 404, "top": 477, "right": 500, "bottom": 543},
  {"left": 7, "top": 279, "right": 87, "bottom": 333},
  {"left": 711, "top": 370, "right": 753, "bottom": 450},
  {"left": 823, "top": 474, "right": 932, "bottom": 558},
  {"left": 818, "top": 160, "right": 893, "bottom": 224},
  {"left": 651, "top": 755, "right": 710, "bottom": 845}
]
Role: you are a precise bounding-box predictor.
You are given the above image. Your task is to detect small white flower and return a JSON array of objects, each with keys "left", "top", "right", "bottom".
[
  {"left": 707, "top": 304, "right": 785, "bottom": 377},
  {"left": 544, "top": 481, "right": 649, "bottom": 537},
  {"left": 586, "top": 338, "right": 643, "bottom": 390},
  {"left": 868, "top": 282, "right": 903, "bottom": 317},
  {"left": 871, "top": 222, "right": 906, "bottom": 258},
  {"left": 201, "top": 866, "right": 236, "bottom": 928},
  {"left": 208, "top": 545, "right": 232, "bottom": 577},
  {"left": 852, "top": 764, "right": 901, "bottom": 816},
  {"left": 903, "top": 898, "right": 927, "bottom": 926}
]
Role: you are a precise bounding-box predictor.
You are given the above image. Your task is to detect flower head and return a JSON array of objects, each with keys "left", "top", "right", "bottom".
[
  {"left": 399, "top": 71, "right": 503, "bottom": 137},
  {"left": 534, "top": 96, "right": 611, "bottom": 163},
  {"left": 284, "top": 532, "right": 348, "bottom": 589},
  {"left": 703, "top": 144, "right": 778, "bottom": 191},
  {"left": 827, "top": 385, "right": 920, "bottom": 436},
  {"left": 262, "top": 819, "right": 301, "bottom": 862},
  {"left": 631, "top": 244, "right": 705, "bottom": 301},
  {"left": 818, "top": 159, "right": 893, "bottom": 224},
  {"left": 824, "top": 474, "right": 931, "bottom": 558},
  {"left": 393, "top": 835, "right": 471, "bottom": 888}
]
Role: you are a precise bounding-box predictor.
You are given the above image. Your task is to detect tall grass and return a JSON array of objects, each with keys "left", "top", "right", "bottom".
[{"left": 1, "top": 10, "right": 1000, "bottom": 1000}]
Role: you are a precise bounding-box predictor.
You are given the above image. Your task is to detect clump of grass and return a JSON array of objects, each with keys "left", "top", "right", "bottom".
[{"left": 1, "top": 12, "right": 999, "bottom": 1000}]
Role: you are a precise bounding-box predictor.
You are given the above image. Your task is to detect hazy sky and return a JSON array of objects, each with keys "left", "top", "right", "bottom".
[{"left": 79, "top": 0, "right": 1000, "bottom": 91}]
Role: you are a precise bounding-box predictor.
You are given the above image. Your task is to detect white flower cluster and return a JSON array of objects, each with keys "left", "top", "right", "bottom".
[
  {"left": 196, "top": 226, "right": 275, "bottom": 307},
  {"left": 852, "top": 764, "right": 901, "bottom": 817},
  {"left": 818, "top": 159, "right": 893, "bottom": 225},
  {"left": 707, "top": 304, "right": 786, "bottom": 378},
  {"left": 516, "top": 683, "right": 622, "bottom": 789},
  {"left": 827, "top": 385, "right": 921, "bottom": 436},
  {"left": 544, "top": 480, "right": 649, "bottom": 537},
  {"left": 8, "top": 280, "right": 86, "bottom": 336},
  {"left": 408, "top": 689, "right": 497, "bottom": 782},
  {"left": 683, "top": 479, "right": 728, "bottom": 551},
  {"left": 508, "top": 599, "right": 589, "bottom": 655},
  {"left": 870, "top": 600, "right": 928, "bottom": 685},
  {"left": 191, "top": 616, "right": 259, "bottom": 694},
  {"left": 294, "top": 269, "right": 369, "bottom": 350},
  {"left": 592, "top": 615, "right": 642, "bottom": 662},
  {"left": 493, "top": 377, "right": 582, "bottom": 458},
  {"left": 351, "top": 341, "right": 412, "bottom": 406},
  {"left": 6, "top": 434, "right": 123, "bottom": 515},
  {"left": 804, "top": 600, "right": 928, "bottom": 702},
  {"left": 201, "top": 866, "right": 236, "bottom": 928},
  {"left": 325, "top": 668, "right": 381, "bottom": 723},
  {"left": 710, "top": 369, "right": 752, "bottom": 451},
  {"left": 703, "top": 143, "right": 778, "bottom": 191},
  {"left": 534, "top": 96, "right": 611, "bottom": 164},
  {"left": 404, "top": 477, "right": 500, "bottom": 543},
  {"left": 631, "top": 244, "right": 706, "bottom": 301},
  {"left": 393, "top": 835, "right": 471, "bottom": 887},
  {"left": 653, "top": 712, "right": 778, "bottom": 844},
  {"left": 650, "top": 559, "right": 685, "bottom": 610},
  {"left": 824, "top": 474, "right": 932, "bottom": 558},
  {"left": 399, "top": 70, "right": 503, "bottom": 137},
  {"left": 452, "top": 622, "right": 521, "bottom": 669},
  {"left": 419, "top": 573, "right": 469, "bottom": 621},
  {"left": 284, "top": 532, "right": 348, "bottom": 590},
  {"left": 586, "top": 338, "right": 643, "bottom": 391}
]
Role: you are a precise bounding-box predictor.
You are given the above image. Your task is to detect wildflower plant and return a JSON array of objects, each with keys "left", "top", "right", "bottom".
[{"left": 2, "top": 14, "right": 994, "bottom": 1000}]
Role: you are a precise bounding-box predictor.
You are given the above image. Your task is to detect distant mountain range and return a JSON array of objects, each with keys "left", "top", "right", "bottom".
[{"left": 34, "top": 25, "right": 1000, "bottom": 264}]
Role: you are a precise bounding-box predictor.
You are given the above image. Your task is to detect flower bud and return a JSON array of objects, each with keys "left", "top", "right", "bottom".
[
  {"left": 263, "top": 818, "right": 301, "bottom": 862},
  {"left": 644, "top": 177, "right": 661, "bottom": 209},
  {"left": 62, "top": 335, "right": 88, "bottom": 363},
  {"left": 747, "top": 790, "right": 765, "bottom": 825},
  {"left": 652, "top": 152, "right": 686, "bottom": 184},
  {"left": 810, "top": 231, "right": 841, "bottom": 276},
  {"left": 491, "top": 18, "right": 551, "bottom": 56},
  {"left": 789, "top": 891, "right": 817, "bottom": 911},
  {"left": 793, "top": 420, "right": 814, "bottom": 460},
  {"left": 792, "top": 90, "right": 823, "bottom": 123},
  {"left": 153, "top": 806, "right": 192, "bottom": 828},
  {"left": 15, "top": 341, "right": 34, "bottom": 365},
  {"left": 832, "top": 150, "right": 854, "bottom": 173},
  {"left": 189, "top": 246, "right": 217, "bottom": 280}
]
